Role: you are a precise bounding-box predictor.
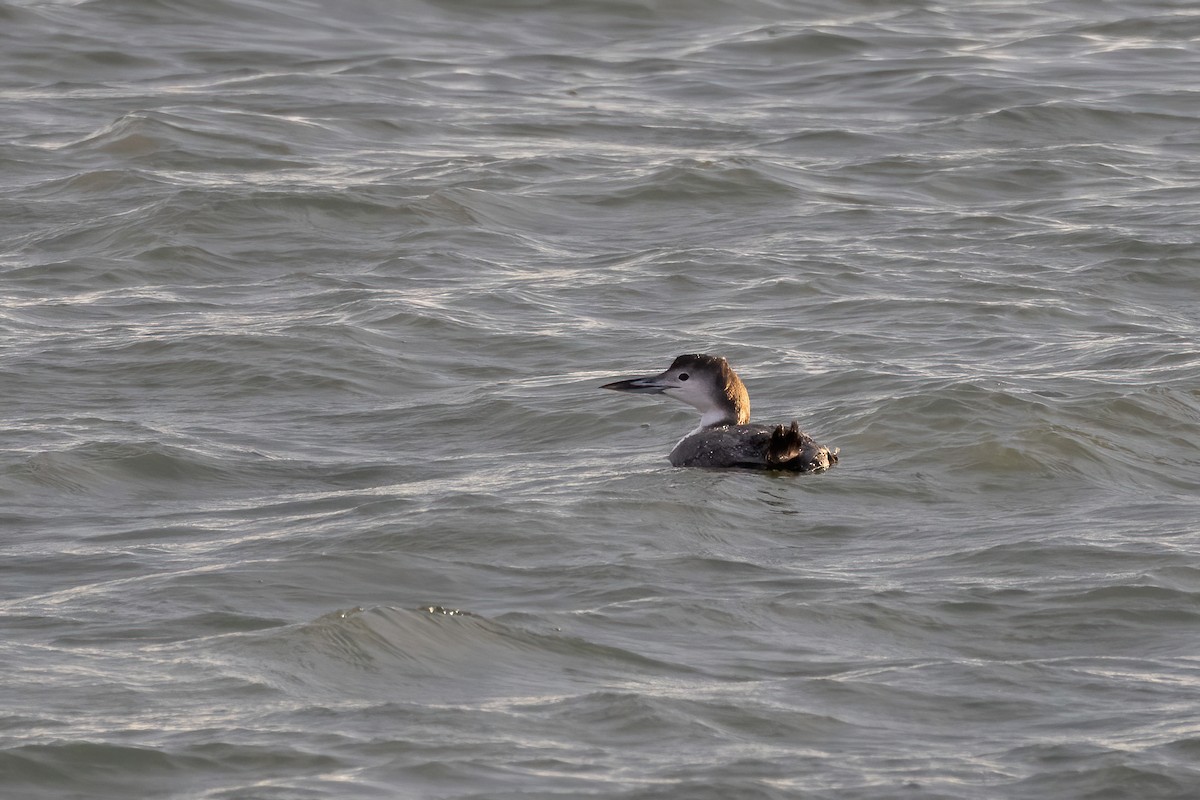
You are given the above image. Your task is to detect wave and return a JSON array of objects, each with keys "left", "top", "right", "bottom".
[{"left": 224, "top": 605, "right": 698, "bottom": 702}]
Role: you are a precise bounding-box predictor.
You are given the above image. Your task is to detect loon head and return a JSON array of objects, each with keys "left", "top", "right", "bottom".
[{"left": 601, "top": 353, "right": 751, "bottom": 428}]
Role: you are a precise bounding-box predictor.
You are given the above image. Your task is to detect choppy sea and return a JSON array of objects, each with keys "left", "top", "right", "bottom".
[{"left": 3, "top": 0, "right": 1200, "bottom": 797}]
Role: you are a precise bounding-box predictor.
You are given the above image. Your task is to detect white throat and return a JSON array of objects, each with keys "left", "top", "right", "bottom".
[{"left": 696, "top": 407, "right": 735, "bottom": 431}]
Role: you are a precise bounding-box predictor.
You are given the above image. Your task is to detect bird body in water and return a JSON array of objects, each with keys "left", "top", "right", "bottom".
[{"left": 601, "top": 354, "right": 838, "bottom": 472}]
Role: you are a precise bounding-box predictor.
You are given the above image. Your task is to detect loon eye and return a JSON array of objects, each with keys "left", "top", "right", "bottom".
[{"left": 678, "top": 373, "right": 689, "bottom": 381}]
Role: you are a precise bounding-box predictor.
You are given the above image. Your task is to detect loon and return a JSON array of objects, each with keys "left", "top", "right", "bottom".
[{"left": 601, "top": 353, "right": 838, "bottom": 472}]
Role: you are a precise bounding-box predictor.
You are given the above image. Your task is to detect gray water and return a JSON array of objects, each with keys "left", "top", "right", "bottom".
[{"left": 3, "top": 0, "right": 1200, "bottom": 797}]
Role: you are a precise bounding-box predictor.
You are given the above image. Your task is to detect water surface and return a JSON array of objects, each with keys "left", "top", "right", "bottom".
[{"left": 3, "top": 0, "right": 1200, "bottom": 797}]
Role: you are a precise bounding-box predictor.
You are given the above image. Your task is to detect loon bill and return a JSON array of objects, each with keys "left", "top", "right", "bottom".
[{"left": 601, "top": 353, "right": 839, "bottom": 472}]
